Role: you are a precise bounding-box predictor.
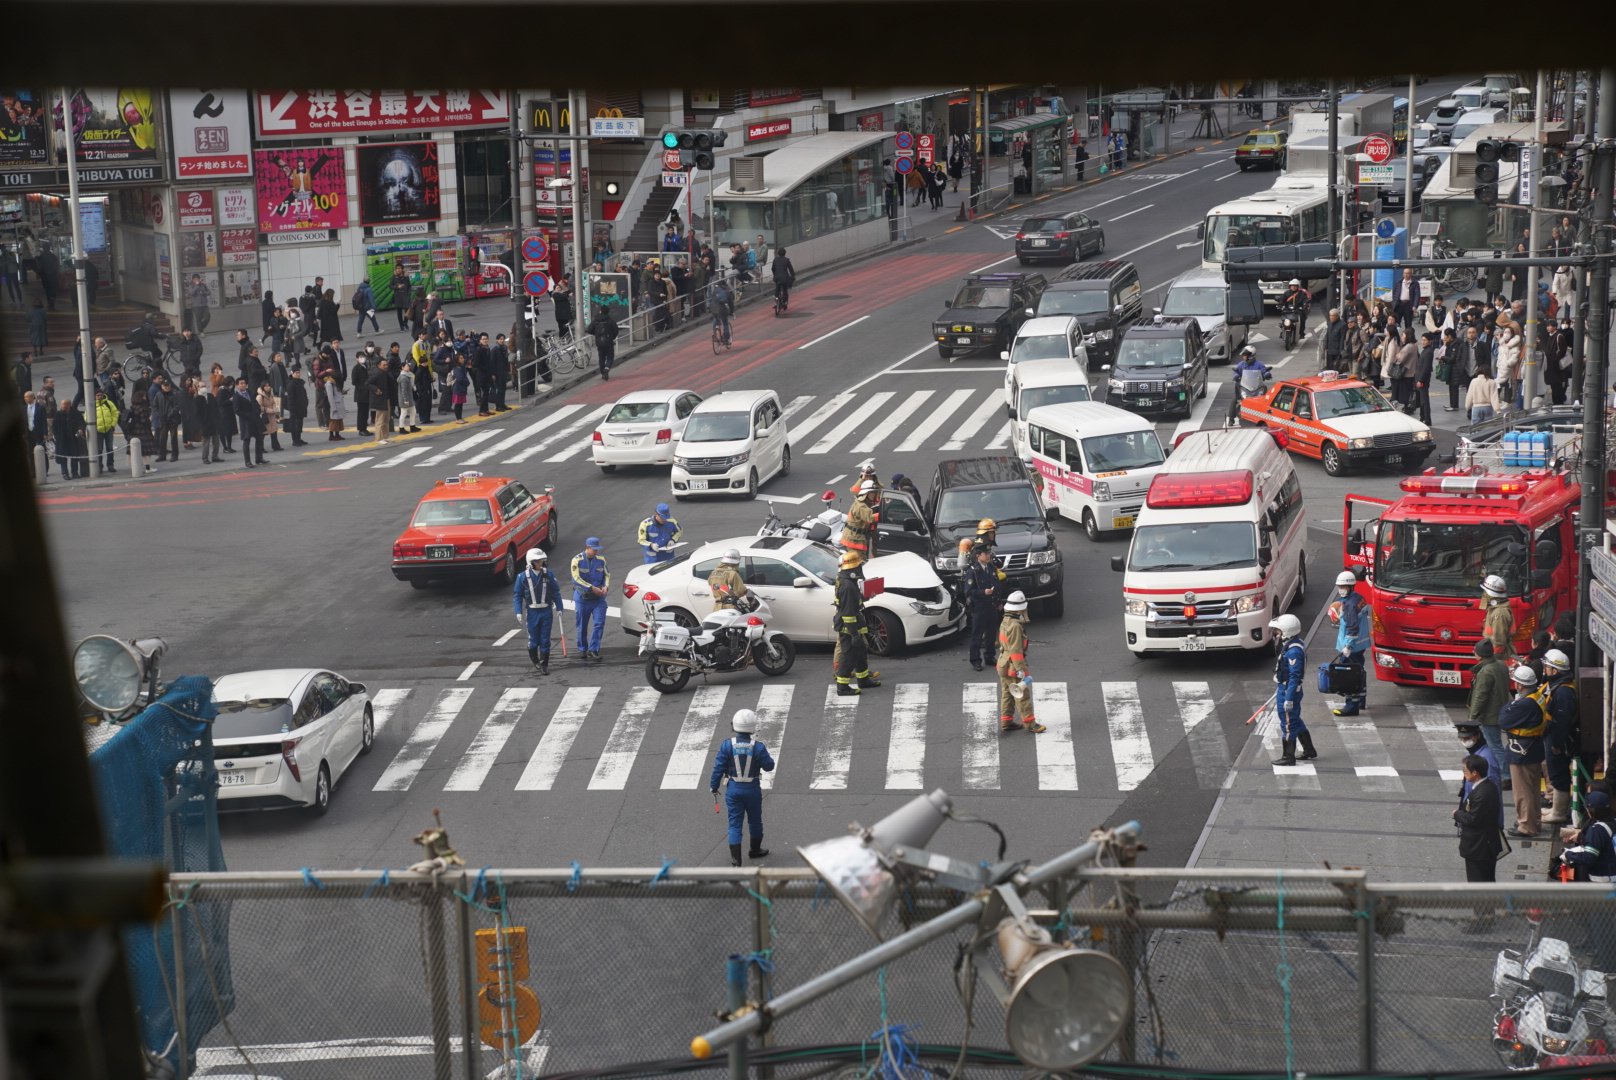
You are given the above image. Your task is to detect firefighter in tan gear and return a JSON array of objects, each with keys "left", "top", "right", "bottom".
[
  {"left": 996, "top": 590, "right": 1046, "bottom": 733},
  {"left": 847, "top": 460, "right": 882, "bottom": 500},
  {"left": 708, "top": 547, "right": 747, "bottom": 611},
  {"left": 958, "top": 517, "right": 998, "bottom": 564},
  {"left": 1481, "top": 573, "right": 1515, "bottom": 660},
  {"left": 832, "top": 550, "right": 881, "bottom": 697},
  {"left": 841, "top": 478, "right": 880, "bottom": 560}
]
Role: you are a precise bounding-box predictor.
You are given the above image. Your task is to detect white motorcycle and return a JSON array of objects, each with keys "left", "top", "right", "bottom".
[
  {"left": 638, "top": 590, "right": 795, "bottom": 694},
  {"left": 758, "top": 491, "right": 844, "bottom": 545},
  {"left": 1491, "top": 917, "right": 1616, "bottom": 1070}
]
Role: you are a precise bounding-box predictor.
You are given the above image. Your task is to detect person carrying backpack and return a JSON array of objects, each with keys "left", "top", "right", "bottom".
[
  {"left": 771, "top": 245, "right": 797, "bottom": 314},
  {"left": 352, "top": 281, "right": 379, "bottom": 334}
]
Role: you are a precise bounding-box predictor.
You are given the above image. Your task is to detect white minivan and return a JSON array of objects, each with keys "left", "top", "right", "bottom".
[
  {"left": 1025, "top": 401, "right": 1166, "bottom": 542},
  {"left": 1008, "top": 358, "right": 1092, "bottom": 456},
  {"left": 670, "top": 389, "right": 790, "bottom": 499},
  {"left": 1110, "top": 427, "right": 1306, "bottom": 655},
  {"left": 1001, "top": 315, "right": 1088, "bottom": 406}
]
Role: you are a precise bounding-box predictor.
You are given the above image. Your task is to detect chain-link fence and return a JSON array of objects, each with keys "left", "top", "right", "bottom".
[{"left": 156, "top": 863, "right": 1616, "bottom": 1078}]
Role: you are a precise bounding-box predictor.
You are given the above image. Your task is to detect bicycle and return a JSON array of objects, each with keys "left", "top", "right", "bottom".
[
  {"left": 773, "top": 284, "right": 789, "bottom": 318},
  {"left": 537, "top": 331, "right": 586, "bottom": 375},
  {"left": 122, "top": 341, "right": 186, "bottom": 381},
  {"left": 1431, "top": 238, "right": 1478, "bottom": 293},
  {"left": 711, "top": 313, "right": 732, "bottom": 354}
]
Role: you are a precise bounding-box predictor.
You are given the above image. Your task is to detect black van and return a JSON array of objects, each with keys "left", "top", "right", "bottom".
[{"left": 1031, "top": 260, "right": 1144, "bottom": 368}]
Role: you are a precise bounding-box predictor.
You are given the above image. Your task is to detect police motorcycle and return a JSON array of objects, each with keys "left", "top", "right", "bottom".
[
  {"left": 757, "top": 490, "right": 844, "bottom": 545},
  {"left": 1226, "top": 346, "right": 1273, "bottom": 424},
  {"left": 1279, "top": 300, "right": 1302, "bottom": 351},
  {"left": 637, "top": 590, "right": 795, "bottom": 694},
  {"left": 1490, "top": 912, "right": 1616, "bottom": 1071}
]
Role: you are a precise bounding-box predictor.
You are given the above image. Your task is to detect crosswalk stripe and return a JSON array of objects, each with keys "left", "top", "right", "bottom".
[
  {"left": 515, "top": 687, "right": 599, "bottom": 791},
  {"left": 509, "top": 405, "right": 609, "bottom": 464},
  {"left": 1258, "top": 709, "right": 1322, "bottom": 790},
  {"left": 961, "top": 683, "right": 1000, "bottom": 789},
  {"left": 942, "top": 392, "right": 1006, "bottom": 450},
  {"left": 785, "top": 393, "right": 855, "bottom": 449},
  {"left": 810, "top": 685, "right": 857, "bottom": 790},
  {"left": 781, "top": 395, "right": 815, "bottom": 422},
  {"left": 807, "top": 392, "right": 895, "bottom": 455},
  {"left": 1407, "top": 703, "right": 1461, "bottom": 771},
  {"left": 1334, "top": 719, "right": 1405, "bottom": 793},
  {"left": 896, "top": 388, "right": 976, "bottom": 453},
  {"left": 1032, "top": 683, "right": 1078, "bottom": 790},
  {"left": 374, "top": 687, "right": 474, "bottom": 792},
  {"left": 460, "top": 405, "right": 586, "bottom": 465},
  {"left": 853, "top": 391, "right": 934, "bottom": 454},
  {"left": 752, "top": 684, "right": 792, "bottom": 790},
  {"left": 374, "top": 446, "right": 432, "bottom": 469},
  {"left": 588, "top": 687, "right": 662, "bottom": 790},
  {"left": 541, "top": 406, "right": 617, "bottom": 463},
  {"left": 370, "top": 689, "right": 411, "bottom": 735},
  {"left": 414, "top": 427, "right": 507, "bottom": 468},
  {"left": 1101, "top": 682, "right": 1155, "bottom": 792},
  {"left": 330, "top": 456, "right": 374, "bottom": 470},
  {"left": 886, "top": 683, "right": 928, "bottom": 790},
  {"left": 444, "top": 688, "right": 535, "bottom": 791},
  {"left": 661, "top": 686, "right": 729, "bottom": 790},
  {"left": 1174, "top": 681, "right": 1231, "bottom": 789},
  {"left": 986, "top": 421, "right": 1012, "bottom": 449}
]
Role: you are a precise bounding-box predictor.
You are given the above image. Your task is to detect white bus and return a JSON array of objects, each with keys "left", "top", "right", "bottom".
[{"left": 1200, "top": 178, "right": 1332, "bottom": 304}]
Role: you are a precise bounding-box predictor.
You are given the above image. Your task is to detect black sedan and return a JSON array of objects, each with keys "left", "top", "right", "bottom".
[{"left": 1015, "top": 212, "right": 1105, "bottom": 265}]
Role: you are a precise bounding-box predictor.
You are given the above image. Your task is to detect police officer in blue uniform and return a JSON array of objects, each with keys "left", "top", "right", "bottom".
[
  {"left": 709, "top": 709, "right": 775, "bottom": 866},
  {"left": 1269, "top": 613, "right": 1317, "bottom": 766},
  {"left": 570, "top": 537, "right": 610, "bottom": 661},
  {"left": 961, "top": 543, "right": 1004, "bottom": 671},
  {"left": 1331, "top": 570, "right": 1370, "bottom": 716},
  {"left": 637, "top": 502, "right": 681, "bottom": 564},
  {"left": 513, "top": 548, "right": 563, "bottom": 674},
  {"left": 1562, "top": 791, "right": 1616, "bottom": 883}
]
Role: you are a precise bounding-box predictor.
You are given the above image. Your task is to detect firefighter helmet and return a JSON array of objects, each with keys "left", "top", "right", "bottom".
[
  {"left": 1004, "top": 590, "right": 1029, "bottom": 613},
  {"left": 1481, "top": 574, "right": 1508, "bottom": 598}
]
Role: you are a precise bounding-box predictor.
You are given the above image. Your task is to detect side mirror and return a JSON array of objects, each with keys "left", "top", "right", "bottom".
[
  {"left": 1046, "top": 506, "right": 1059, "bottom": 521},
  {"left": 1196, "top": 221, "right": 1205, "bottom": 240},
  {"left": 1000, "top": 350, "right": 1011, "bottom": 361},
  {"left": 1532, "top": 569, "right": 1553, "bottom": 590},
  {"left": 349, "top": 682, "right": 367, "bottom": 697},
  {"left": 1114, "top": 304, "right": 1124, "bottom": 316},
  {"left": 792, "top": 576, "right": 815, "bottom": 589},
  {"left": 903, "top": 517, "right": 923, "bottom": 533},
  {"left": 943, "top": 299, "right": 952, "bottom": 309},
  {"left": 1258, "top": 544, "right": 1273, "bottom": 566},
  {"left": 1110, "top": 555, "right": 1124, "bottom": 572},
  {"left": 1100, "top": 364, "right": 1111, "bottom": 372},
  {"left": 1025, "top": 307, "right": 1036, "bottom": 317},
  {"left": 1534, "top": 539, "right": 1561, "bottom": 567}
]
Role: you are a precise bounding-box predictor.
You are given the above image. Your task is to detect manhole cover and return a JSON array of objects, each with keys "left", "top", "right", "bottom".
[{"left": 816, "top": 294, "right": 851, "bottom": 301}]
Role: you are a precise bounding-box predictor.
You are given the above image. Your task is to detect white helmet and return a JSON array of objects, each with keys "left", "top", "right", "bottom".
[
  {"left": 722, "top": 548, "right": 741, "bottom": 565},
  {"left": 1542, "top": 648, "right": 1571, "bottom": 672},
  {"left": 526, "top": 548, "right": 547, "bottom": 564},
  {"left": 1511, "top": 665, "right": 1538, "bottom": 687},
  {"left": 1481, "top": 574, "right": 1508, "bottom": 598},
  {"left": 731, "top": 708, "right": 759, "bottom": 735},
  {"left": 1289, "top": 278, "right": 1302, "bottom": 287},
  {"left": 1269, "top": 613, "right": 1302, "bottom": 639},
  {"left": 858, "top": 479, "right": 878, "bottom": 495},
  {"left": 1334, "top": 570, "right": 1357, "bottom": 588},
  {"left": 859, "top": 461, "right": 877, "bottom": 476},
  {"left": 1003, "top": 590, "right": 1029, "bottom": 613}
]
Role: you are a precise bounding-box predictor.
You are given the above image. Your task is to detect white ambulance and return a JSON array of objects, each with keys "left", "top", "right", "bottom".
[
  {"left": 1110, "top": 427, "right": 1306, "bottom": 655},
  {"left": 1008, "top": 359, "right": 1093, "bottom": 457},
  {"left": 1024, "top": 401, "right": 1165, "bottom": 542}
]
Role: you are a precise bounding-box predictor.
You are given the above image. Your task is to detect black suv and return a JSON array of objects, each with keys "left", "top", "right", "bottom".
[
  {"left": 924, "top": 456, "right": 1064, "bottom": 617},
  {"left": 932, "top": 272, "right": 1046, "bottom": 360},
  {"left": 1105, "top": 315, "right": 1209, "bottom": 418},
  {"left": 1034, "top": 259, "right": 1143, "bottom": 368}
]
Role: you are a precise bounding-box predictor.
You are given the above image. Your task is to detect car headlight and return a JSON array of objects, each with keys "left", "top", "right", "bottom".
[
  {"left": 1376, "top": 651, "right": 1399, "bottom": 668},
  {"left": 1350, "top": 437, "right": 1374, "bottom": 450},
  {"left": 1233, "top": 592, "right": 1266, "bottom": 614},
  {"left": 934, "top": 555, "right": 958, "bottom": 571},
  {"left": 1166, "top": 376, "right": 1186, "bottom": 388},
  {"left": 1027, "top": 550, "right": 1058, "bottom": 567},
  {"left": 1108, "top": 378, "right": 1125, "bottom": 391},
  {"left": 1095, "top": 328, "right": 1113, "bottom": 341},
  {"left": 723, "top": 451, "right": 751, "bottom": 467},
  {"left": 909, "top": 601, "right": 946, "bottom": 615},
  {"left": 1125, "top": 598, "right": 1148, "bottom": 617},
  {"left": 1413, "top": 429, "right": 1433, "bottom": 442},
  {"left": 1092, "top": 481, "right": 1112, "bottom": 502},
  {"left": 673, "top": 455, "right": 689, "bottom": 467}
]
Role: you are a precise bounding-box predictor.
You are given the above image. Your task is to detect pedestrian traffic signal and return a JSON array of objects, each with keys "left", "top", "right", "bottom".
[{"left": 664, "top": 128, "right": 728, "bottom": 170}]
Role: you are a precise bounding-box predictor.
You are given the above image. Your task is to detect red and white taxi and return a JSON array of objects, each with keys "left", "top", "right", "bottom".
[
  {"left": 391, "top": 472, "right": 558, "bottom": 589},
  {"left": 1237, "top": 372, "right": 1434, "bottom": 475}
]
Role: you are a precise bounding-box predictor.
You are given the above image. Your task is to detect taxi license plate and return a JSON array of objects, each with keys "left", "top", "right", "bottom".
[
  {"left": 427, "top": 545, "right": 454, "bottom": 560},
  {"left": 687, "top": 479, "right": 707, "bottom": 491},
  {"left": 218, "top": 771, "right": 249, "bottom": 786},
  {"left": 1384, "top": 454, "right": 1402, "bottom": 464},
  {"left": 1112, "top": 515, "right": 1135, "bottom": 529},
  {"left": 1433, "top": 670, "right": 1463, "bottom": 686},
  {"left": 956, "top": 336, "right": 972, "bottom": 344},
  {"left": 1180, "top": 637, "right": 1206, "bottom": 652}
]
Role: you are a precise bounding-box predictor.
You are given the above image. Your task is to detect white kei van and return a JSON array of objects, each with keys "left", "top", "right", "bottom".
[
  {"left": 1024, "top": 401, "right": 1165, "bottom": 541},
  {"left": 1000, "top": 315, "right": 1088, "bottom": 406},
  {"left": 1008, "top": 358, "right": 1093, "bottom": 456},
  {"left": 670, "top": 389, "right": 790, "bottom": 499},
  {"left": 1109, "top": 427, "right": 1306, "bottom": 655}
]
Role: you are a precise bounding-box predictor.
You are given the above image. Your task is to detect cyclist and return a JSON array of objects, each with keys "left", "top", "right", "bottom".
[
  {"left": 771, "top": 245, "right": 797, "bottom": 313},
  {"left": 711, "top": 277, "right": 735, "bottom": 347},
  {"left": 126, "top": 313, "right": 166, "bottom": 366}
]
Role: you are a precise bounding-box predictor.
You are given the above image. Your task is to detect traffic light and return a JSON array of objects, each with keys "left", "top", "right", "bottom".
[
  {"left": 1474, "top": 159, "right": 1499, "bottom": 206},
  {"left": 1476, "top": 139, "right": 1522, "bottom": 164},
  {"left": 664, "top": 128, "right": 727, "bottom": 170}
]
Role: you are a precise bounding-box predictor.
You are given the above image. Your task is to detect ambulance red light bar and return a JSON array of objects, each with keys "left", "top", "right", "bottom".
[
  {"left": 1146, "top": 470, "right": 1254, "bottom": 509},
  {"left": 1398, "top": 476, "right": 1530, "bottom": 496}
]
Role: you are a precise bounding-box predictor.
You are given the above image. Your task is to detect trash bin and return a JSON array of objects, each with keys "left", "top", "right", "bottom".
[{"left": 1013, "top": 175, "right": 1032, "bottom": 195}]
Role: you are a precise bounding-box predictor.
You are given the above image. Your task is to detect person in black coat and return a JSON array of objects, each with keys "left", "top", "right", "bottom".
[
  {"left": 1454, "top": 752, "right": 1504, "bottom": 882},
  {"left": 195, "top": 379, "right": 220, "bottom": 463},
  {"left": 472, "top": 334, "right": 494, "bottom": 416},
  {"left": 285, "top": 366, "right": 310, "bottom": 446},
  {"left": 298, "top": 287, "right": 319, "bottom": 344},
  {"left": 490, "top": 333, "right": 510, "bottom": 411},
  {"left": 317, "top": 290, "right": 342, "bottom": 344},
  {"left": 214, "top": 383, "right": 238, "bottom": 454},
  {"left": 260, "top": 291, "right": 276, "bottom": 344},
  {"left": 351, "top": 353, "right": 371, "bottom": 435},
  {"left": 1412, "top": 332, "right": 1436, "bottom": 426},
  {"left": 53, "top": 398, "right": 87, "bottom": 478},
  {"left": 231, "top": 377, "right": 266, "bottom": 467}
]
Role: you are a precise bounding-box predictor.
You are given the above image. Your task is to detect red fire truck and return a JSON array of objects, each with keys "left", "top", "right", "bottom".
[{"left": 1343, "top": 470, "right": 1580, "bottom": 689}]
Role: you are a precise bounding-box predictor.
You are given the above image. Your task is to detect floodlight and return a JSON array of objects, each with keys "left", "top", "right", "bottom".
[
  {"left": 798, "top": 789, "right": 953, "bottom": 939},
  {"left": 1004, "top": 948, "right": 1132, "bottom": 1070},
  {"left": 73, "top": 635, "right": 166, "bottom": 716}
]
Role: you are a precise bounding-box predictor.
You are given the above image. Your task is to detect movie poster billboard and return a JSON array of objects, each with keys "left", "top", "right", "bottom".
[
  {"left": 53, "top": 88, "right": 161, "bottom": 163},
  {"left": 252, "top": 147, "right": 346, "bottom": 234},
  {"left": 355, "top": 142, "right": 441, "bottom": 226},
  {"left": 0, "top": 89, "right": 50, "bottom": 165}
]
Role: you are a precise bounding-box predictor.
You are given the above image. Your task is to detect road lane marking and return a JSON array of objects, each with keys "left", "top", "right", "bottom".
[
  {"left": 968, "top": 253, "right": 1018, "bottom": 274},
  {"left": 461, "top": 405, "right": 586, "bottom": 465},
  {"left": 413, "top": 427, "right": 507, "bottom": 468},
  {"left": 330, "top": 456, "right": 373, "bottom": 470},
  {"left": 784, "top": 393, "right": 855, "bottom": 447},
  {"left": 797, "top": 314, "right": 870, "bottom": 351},
  {"left": 806, "top": 391, "right": 894, "bottom": 455},
  {"left": 370, "top": 689, "right": 411, "bottom": 735},
  {"left": 887, "top": 366, "right": 1003, "bottom": 375},
  {"left": 987, "top": 421, "right": 1012, "bottom": 448},
  {"left": 1032, "top": 683, "right": 1078, "bottom": 790},
  {"left": 456, "top": 662, "right": 481, "bottom": 681},
  {"left": 782, "top": 394, "right": 815, "bottom": 421},
  {"left": 853, "top": 390, "right": 933, "bottom": 453},
  {"left": 1174, "top": 682, "right": 1233, "bottom": 789},
  {"left": 1101, "top": 681, "right": 1156, "bottom": 792},
  {"left": 444, "top": 687, "right": 535, "bottom": 791},
  {"left": 846, "top": 342, "right": 937, "bottom": 393},
  {"left": 1408, "top": 702, "right": 1462, "bottom": 766},
  {"left": 753, "top": 683, "right": 792, "bottom": 790},
  {"left": 1118, "top": 223, "right": 1198, "bottom": 259},
  {"left": 660, "top": 685, "right": 728, "bottom": 789},
  {"left": 587, "top": 687, "right": 662, "bottom": 790},
  {"left": 1109, "top": 203, "right": 1155, "bottom": 222},
  {"left": 515, "top": 687, "right": 600, "bottom": 790},
  {"left": 1171, "top": 381, "right": 1224, "bottom": 442},
  {"left": 1213, "top": 171, "right": 1244, "bottom": 182},
  {"left": 374, "top": 446, "right": 432, "bottom": 468},
  {"left": 942, "top": 391, "right": 1006, "bottom": 450},
  {"left": 885, "top": 683, "right": 928, "bottom": 790},
  {"left": 1257, "top": 707, "right": 1323, "bottom": 789},
  {"left": 810, "top": 684, "right": 857, "bottom": 790},
  {"left": 374, "top": 686, "right": 473, "bottom": 792},
  {"left": 1199, "top": 160, "right": 1226, "bottom": 170},
  {"left": 493, "top": 628, "right": 520, "bottom": 647},
  {"left": 896, "top": 388, "right": 976, "bottom": 452},
  {"left": 1176, "top": 240, "right": 1201, "bottom": 249},
  {"left": 962, "top": 682, "right": 1000, "bottom": 789}
]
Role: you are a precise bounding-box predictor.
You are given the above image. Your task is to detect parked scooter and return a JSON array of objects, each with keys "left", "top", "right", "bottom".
[{"left": 637, "top": 590, "right": 795, "bottom": 694}]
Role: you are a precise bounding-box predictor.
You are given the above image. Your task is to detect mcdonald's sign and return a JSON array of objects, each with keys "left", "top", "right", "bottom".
[
  {"left": 529, "top": 99, "right": 571, "bottom": 133},
  {"left": 595, "top": 106, "right": 624, "bottom": 119}
]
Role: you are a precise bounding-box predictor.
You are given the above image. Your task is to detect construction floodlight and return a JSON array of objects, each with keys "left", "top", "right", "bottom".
[
  {"left": 797, "top": 788, "right": 955, "bottom": 939},
  {"left": 1004, "top": 948, "right": 1133, "bottom": 1070},
  {"left": 73, "top": 635, "right": 167, "bottom": 717}
]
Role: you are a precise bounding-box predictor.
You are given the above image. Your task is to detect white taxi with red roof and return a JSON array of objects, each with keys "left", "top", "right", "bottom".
[
  {"left": 390, "top": 471, "right": 558, "bottom": 589},
  {"left": 1237, "top": 370, "right": 1434, "bottom": 476},
  {"left": 1110, "top": 427, "right": 1306, "bottom": 655}
]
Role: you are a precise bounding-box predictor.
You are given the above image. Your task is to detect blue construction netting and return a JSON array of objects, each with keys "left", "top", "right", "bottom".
[{"left": 88, "top": 674, "right": 231, "bottom": 1074}]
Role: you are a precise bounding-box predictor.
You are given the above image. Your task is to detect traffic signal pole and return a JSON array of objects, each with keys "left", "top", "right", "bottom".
[
  {"left": 1523, "top": 69, "right": 1547, "bottom": 405},
  {"left": 509, "top": 91, "right": 528, "bottom": 356},
  {"left": 1576, "top": 67, "right": 1615, "bottom": 683},
  {"left": 1326, "top": 78, "right": 1340, "bottom": 313}
]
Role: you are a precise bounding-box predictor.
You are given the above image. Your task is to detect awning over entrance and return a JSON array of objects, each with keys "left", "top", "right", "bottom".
[{"left": 989, "top": 112, "right": 1071, "bottom": 136}]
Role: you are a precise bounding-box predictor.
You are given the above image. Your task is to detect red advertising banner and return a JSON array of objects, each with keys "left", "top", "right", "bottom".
[
  {"left": 177, "top": 189, "right": 215, "bottom": 228},
  {"left": 749, "top": 89, "right": 802, "bottom": 107},
  {"left": 917, "top": 134, "right": 936, "bottom": 165},
  {"left": 745, "top": 119, "right": 792, "bottom": 143},
  {"left": 252, "top": 148, "right": 347, "bottom": 234},
  {"left": 220, "top": 228, "right": 257, "bottom": 267},
  {"left": 855, "top": 111, "right": 886, "bottom": 132},
  {"left": 255, "top": 90, "right": 510, "bottom": 137}
]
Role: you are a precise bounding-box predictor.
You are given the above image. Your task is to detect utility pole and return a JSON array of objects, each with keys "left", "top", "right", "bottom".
[
  {"left": 1326, "top": 78, "right": 1340, "bottom": 312},
  {"left": 568, "top": 88, "right": 586, "bottom": 344},
  {"left": 1523, "top": 70, "right": 1547, "bottom": 405},
  {"left": 1577, "top": 67, "right": 1614, "bottom": 686},
  {"left": 1403, "top": 74, "right": 1416, "bottom": 236},
  {"left": 61, "top": 87, "right": 99, "bottom": 478},
  {"left": 508, "top": 90, "right": 527, "bottom": 359}
]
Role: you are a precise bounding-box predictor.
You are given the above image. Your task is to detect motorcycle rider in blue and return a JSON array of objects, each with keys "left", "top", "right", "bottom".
[
  {"left": 1232, "top": 345, "right": 1271, "bottom": 396},
  {"left": 1270, "top": 613, "right": 1317, "bottom": 766},
  {"left": 638, "top": 502, "right": 681, "bottom": 564},
  {"left": 1331, "top": 570, "right": 1370, "bottom": 715},
  {"left": 709, "top": 709, "right": 775, "bottom": 866},
  {"left": 570, "top": 537, "right": 610, "bottom": 661},
  {"left": 513, "top": 548, "right": 563, "bottom": 674}
]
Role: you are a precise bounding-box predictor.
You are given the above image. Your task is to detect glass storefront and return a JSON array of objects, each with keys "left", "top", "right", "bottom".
[{"left": 713, "top": 144, "right": 886, "bottom": 250}]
